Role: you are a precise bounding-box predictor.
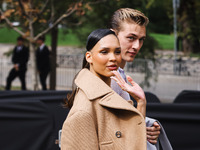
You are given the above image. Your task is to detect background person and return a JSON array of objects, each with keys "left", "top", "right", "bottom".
[
  {"left": 61, "top": 29, "right": 147, "bottom": 150},
  {"left": 5, "top": 36, "right": 29, "bottom": 90},
  {"left": 36, "top": 36, "right": 50, "bottom": 90}
]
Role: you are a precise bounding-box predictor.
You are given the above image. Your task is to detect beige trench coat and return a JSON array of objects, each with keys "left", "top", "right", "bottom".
[{"left": 61, "top": 69, "right": 146, "bottom": 150}]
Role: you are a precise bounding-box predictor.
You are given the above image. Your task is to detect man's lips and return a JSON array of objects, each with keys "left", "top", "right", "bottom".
[{"left": 127, "top": 51, "right": 137, "bottom": 56}]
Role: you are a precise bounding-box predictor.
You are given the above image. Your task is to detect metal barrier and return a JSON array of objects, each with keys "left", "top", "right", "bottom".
[{"left": 1, "top": 55, "right": 200, "bottom": 102}]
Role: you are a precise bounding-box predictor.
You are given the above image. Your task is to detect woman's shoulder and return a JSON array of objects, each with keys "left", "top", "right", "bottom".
[{"left": 70, "top": 88, "right": 97, "bottom": 113}]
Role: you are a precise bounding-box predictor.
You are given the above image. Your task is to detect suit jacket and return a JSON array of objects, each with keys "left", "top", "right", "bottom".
[
  {"left": 36, "top": 45, "right": 50, "bottom": 71},
  {"left": 12, "top": 45, "right": 29, "bottom": 70},
  {"left": 146, "top": 117, "right": 173, "bottom": 150},
  {"left": 61, "top": 69, "right": 146, "bottom": 150}
]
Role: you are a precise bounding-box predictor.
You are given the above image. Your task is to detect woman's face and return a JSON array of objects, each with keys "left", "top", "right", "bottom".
[{"left": 86, "top": 34, "right": 121, "bottom": 79}]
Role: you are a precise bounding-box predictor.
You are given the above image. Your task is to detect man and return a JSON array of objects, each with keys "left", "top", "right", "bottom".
[
  {"left": 5, "top": 36, "right": 29, "bottom": 90},
  {"left": 36, "top": 36, "right": 50, "bottom": 90},
  {"left": 110, "top": 8, "right": 172, "bottom": 149}
]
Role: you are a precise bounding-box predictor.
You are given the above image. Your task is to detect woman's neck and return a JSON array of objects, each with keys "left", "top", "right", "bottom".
[
  {"left": 89, "top": 69, "right": 111, "bottom": 86},
  {"left": 99, "top": 75, "right": 111, "bottom": 86}
]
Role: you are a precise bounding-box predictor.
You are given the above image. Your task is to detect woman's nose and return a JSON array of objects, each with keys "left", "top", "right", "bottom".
[{"left": 109, "top": 53, "right": 117, "bottom": 61}]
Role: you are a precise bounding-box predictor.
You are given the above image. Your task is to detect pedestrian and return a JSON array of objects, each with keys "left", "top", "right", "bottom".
[
  {"left": 36, "top": 36, "right": 50, "bottom": 90},
  {"left": 110, "top": 8, "right": 172, "bottom": 149},
  {"left": 5, "top": 36, "right": 29, "bottom": 90},
  {"left": 61, "top": 29, "right": 147, "bottom": 150}
]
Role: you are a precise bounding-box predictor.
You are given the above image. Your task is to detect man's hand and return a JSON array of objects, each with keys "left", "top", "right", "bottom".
[
  {"left": 146, "top": 122, "right": 161, "bottom": 144},
  {"left": 14, "top": 64, "right": 19, "bottom": 71}
]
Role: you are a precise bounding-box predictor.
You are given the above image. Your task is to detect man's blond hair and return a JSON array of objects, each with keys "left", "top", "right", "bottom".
[{"left": 110, "top": 8, "right": 149, "bottom": 32}]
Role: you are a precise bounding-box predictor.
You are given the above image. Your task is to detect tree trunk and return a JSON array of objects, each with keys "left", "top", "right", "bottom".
[
  {"left": 29, "top": 42, "right": 38, "bottom": 90},
  {"left": 178, "top": 0, "right": 200, "bottom": 54},
  {"left": 29, "top": 17, "right": 38, "bottom": 90},
  {"left": 50, "top": 26, "right": 58, "bottom": 90}
]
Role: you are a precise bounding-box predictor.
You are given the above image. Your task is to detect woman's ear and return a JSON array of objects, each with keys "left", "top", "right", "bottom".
[{"left": 85, "top": 51, "right": 92, "bottom": 64}]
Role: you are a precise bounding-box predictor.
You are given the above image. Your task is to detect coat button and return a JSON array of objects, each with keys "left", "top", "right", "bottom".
[{"left": 115, "top": 131, "right": 121, "bottom": 138}]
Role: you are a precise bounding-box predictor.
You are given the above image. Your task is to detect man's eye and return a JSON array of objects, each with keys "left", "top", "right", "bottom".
[
  {"left": 127, "top": 37, "right": 135, "bottom": 40},
  {"left": 140, "top": 38, "right": 145, "bottom": 42}
]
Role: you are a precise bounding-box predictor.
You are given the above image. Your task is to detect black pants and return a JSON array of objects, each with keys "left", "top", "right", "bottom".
[
  {"left": 5, "top": 68, "right": 27, "bottom": 90},
  {"left": 39, "top": 69, "right": 49, "bottom": 90}
]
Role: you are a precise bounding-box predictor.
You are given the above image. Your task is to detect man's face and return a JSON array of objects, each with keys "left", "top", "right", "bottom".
[
  {"left": 36, "top": 39, "right": 43, "bottom": 46},
  {"left": 17, "top": 40, "right": 23, "bottom": 46},
  {"left": 117, "top": 22, "right": 146, "bottom": 62}
]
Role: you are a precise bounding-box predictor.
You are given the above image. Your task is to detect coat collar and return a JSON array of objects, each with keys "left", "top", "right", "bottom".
[
  {"left": 75, "top": 69, "right": 144, "bottom": 117},
  {"left": 75, "top": 68, "right": 113, "bottom": 100}
]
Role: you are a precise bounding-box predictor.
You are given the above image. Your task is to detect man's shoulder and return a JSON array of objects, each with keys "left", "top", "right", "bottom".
[
  {"left": 22, "top": 46, "right": 29, "bottom": 51},
  {"left": 44, "top": 45, "right": 50, "bottom": 50}
]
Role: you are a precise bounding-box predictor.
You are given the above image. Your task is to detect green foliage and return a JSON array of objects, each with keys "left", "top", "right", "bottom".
[
  {"left": 0, "top": 27, "right": 81, "bottom": 46},
  {"left": 177, "top": 0, "right": 200, "bottom": 53},
  {"left": 146, "top": 0, "right": 172, "bottom": 33},
  {"left": 190, "top": 53, "right": 200, "bottom": 58},
  {"left": 0, "top": 27, "right": 175, "bottom": 51},
  {"left": 150, "top": 33, "right": 174, "bottom": 50},
  {"left": 0, "top": 28, "right": 20, "bottom": 44},
  {"left": 46, "top": 29, "right": 81, "bottom": 46}
]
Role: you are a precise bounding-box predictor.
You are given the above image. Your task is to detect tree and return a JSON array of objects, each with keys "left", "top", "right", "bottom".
[
  {"left": 0, "top": 0, "right": 105, "bottom": 90},
  {"left": 178, "top": 0, "right": 200, "bottom": 54},
  {"left": 72, "top": 0, "right": 158, "bottom": 88}
]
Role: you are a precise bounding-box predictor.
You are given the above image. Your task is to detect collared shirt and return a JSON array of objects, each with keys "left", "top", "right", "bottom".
[
  {"left": 111, "top": 67, "right": 131, "bottom": 100},
  {"left": 39, "top": 43, "right": 45, "bottom": 51},
  {"left": 16, "top": 46, "right": 23, "bottom": 52}
]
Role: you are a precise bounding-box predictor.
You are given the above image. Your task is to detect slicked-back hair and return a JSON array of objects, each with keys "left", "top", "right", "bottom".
[
  {"left": 110, "top": 8, "right": 149, "bottom": 33},
  {"left": 66, "top": 29, "right": 117, "bottom": 108}
]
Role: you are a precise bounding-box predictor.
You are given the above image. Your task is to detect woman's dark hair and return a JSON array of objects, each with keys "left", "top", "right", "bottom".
[
  {"left": 82, "top": 29, "right": 116, "bottom": 69},
  {"left": 65, "top": 29, "right": 117, "bottom": 108}
]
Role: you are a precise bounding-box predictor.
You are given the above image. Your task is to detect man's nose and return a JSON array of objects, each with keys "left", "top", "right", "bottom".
[{"left": 132, "top": 40, "right": 140, "bottom": 50}]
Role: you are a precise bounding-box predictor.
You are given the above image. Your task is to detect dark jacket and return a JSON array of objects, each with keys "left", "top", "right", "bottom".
[
  {"left": 12, "top": 45, "right": 29, "bottom": 70},
  {"left": 36, "top": 45, "right": 50, "bottom": 71}
]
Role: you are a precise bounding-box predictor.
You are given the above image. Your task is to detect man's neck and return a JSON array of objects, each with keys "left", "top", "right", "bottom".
[{"left": 120, "top": 59, "right": 126, "bottom": 69}]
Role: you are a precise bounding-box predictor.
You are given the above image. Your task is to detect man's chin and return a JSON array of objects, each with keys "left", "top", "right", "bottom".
[{"left": 125, "top": 57, "right": 135, "bottom": 62}]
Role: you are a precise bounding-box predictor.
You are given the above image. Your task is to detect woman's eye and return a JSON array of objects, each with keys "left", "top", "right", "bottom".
[
  {"left": 100, "top": 50, "right": 108, "bottom": 54},
  {"left": 115, "top": 50, "right": 121, "bottom": 54}
]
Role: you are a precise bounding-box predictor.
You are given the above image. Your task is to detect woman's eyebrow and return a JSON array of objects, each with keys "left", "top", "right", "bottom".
[
  {"left": 115, "top": 47, "right": 121, "bottom": 50},
  {"left": 100, "top": 47, "right": 109, "bottom": 50}
]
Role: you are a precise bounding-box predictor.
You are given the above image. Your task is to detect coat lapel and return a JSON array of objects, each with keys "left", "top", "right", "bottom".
[
  {"left": 75, "top": 69, "right": 143, "bottom": 117},
  {"left": 99, "top": 92, "right": 143, "bottom": 117}
]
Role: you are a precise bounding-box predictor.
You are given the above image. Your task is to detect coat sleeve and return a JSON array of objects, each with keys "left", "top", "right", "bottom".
[
  {"left": 61, "top": 111, "right": 99, "bottom": 150},
  {"left": 146, "top": 117, "right": 173, "bottom": 150}
]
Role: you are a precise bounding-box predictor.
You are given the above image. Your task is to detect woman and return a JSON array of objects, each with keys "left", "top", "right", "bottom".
[{"left": 61, "top": 29, "right": 147, "bottom": 150}]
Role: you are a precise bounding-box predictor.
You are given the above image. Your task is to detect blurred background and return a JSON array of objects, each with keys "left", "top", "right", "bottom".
[
  {"left": 0, "top": 1, "right": 200, "bottom": 150},
  {"left": 0, "top": 0, "right": 200, "bottom": 103}
]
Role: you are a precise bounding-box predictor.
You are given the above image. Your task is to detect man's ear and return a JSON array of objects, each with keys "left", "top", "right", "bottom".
[
  {"left": 85, "top": 51, "right": 92, "bottom": 64},
  {"left": 110, "top": 28, "right": 118, "bottom": 35}
]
